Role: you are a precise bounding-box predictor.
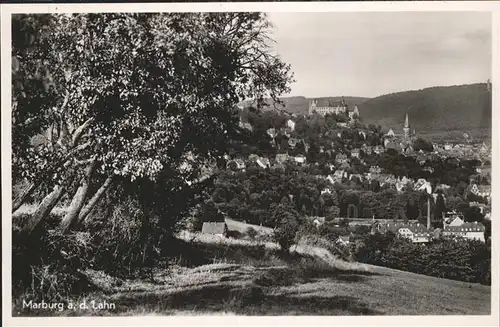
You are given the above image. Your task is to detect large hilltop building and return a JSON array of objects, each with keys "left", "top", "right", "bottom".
[{"left": 308, "top": 97, "right": 359, "bottom": 118}]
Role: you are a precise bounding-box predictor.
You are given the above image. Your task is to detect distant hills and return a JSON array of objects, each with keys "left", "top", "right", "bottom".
[
  {"left": 241, "top": 83, "right": 491, "bottom": 133},
  {"left": 358, "top": 83, "right": 492, "bottom": 132}
]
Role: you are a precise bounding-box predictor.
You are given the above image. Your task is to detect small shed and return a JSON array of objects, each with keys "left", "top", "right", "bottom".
[{"left": 201, "top": 222, "right": 228, "bottom": 237}]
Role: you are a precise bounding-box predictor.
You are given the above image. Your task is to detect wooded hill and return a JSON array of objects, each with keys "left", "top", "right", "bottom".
[{"left": 358, "top": 83, "right": 492, "bottom": 132}]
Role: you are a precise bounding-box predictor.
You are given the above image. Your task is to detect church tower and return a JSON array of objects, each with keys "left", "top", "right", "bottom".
[
  {"left": 403, "top": 113, "right": 410, "bottom": 140},
  {"left": 309, "top": 100, "right": 317, "bottom": 115}
]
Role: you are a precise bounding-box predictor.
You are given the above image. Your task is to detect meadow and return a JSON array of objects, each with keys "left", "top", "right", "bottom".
[{"left": 13, "top": 221, "right": 491, "bottom": 316}]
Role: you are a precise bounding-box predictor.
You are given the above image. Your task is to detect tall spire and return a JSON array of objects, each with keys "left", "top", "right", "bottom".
[{"left": 403, "top": 113, "right": 410, "bottom": 141}]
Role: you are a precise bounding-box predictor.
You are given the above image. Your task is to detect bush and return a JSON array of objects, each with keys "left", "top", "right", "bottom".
[
  {"left": 274, "top": 217, "right": 300, "bottom": 252},
  {"left": 353, "top": 233, "right": 491, "bottom": 285},
  {"left": 246, "top": 227, "right": 257, "bottom": 240},
  {"left": 12, "top": 229, "right": 97, "bottom": 308}
]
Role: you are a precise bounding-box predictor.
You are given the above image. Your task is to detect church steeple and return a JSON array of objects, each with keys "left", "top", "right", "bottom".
[{"left": 403, "top": 113, "right": 410, "bottom": 140}]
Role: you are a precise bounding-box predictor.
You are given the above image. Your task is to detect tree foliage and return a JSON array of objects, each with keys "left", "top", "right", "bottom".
[{"left": 13, "top": 13, "right": 293, "bottom": 234}]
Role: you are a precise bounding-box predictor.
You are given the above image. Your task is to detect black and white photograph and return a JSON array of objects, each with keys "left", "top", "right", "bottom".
[{"left": 2, "top": 2, "right": 498, "bottom": 323}]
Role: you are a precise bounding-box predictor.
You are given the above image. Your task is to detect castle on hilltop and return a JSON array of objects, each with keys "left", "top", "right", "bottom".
[{"left": 308, "top": 97, "right": 359, "bottom": 118}]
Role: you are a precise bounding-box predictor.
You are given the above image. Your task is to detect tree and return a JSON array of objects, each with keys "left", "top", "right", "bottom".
[
  {"left": 272, "top": 195, "right": 301, "bottom": 251},
  {"left": 14, "top": 13, "right": 293, "bottom": 236},
  {"left": 433, "top": 193, "right": 447, "bottom": 223},
  {"left": 274, "top": 212, "right": 300, "bottom": 253},
  {"left": 413, "top": 138, "right": 434, "bottom": 152},
  {"left": 246, "top": 227, "right": 257, "bottom": 240}
]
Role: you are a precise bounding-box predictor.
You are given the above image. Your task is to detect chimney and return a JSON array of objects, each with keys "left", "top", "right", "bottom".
[{"left": 427, "top": 197, "right": 431, "bottom": 229}]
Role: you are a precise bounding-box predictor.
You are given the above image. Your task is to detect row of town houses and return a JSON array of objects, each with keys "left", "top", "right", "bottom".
[
  {"left": 310, "top": 210, "right": 487, "bottom": 245},
  {"left": 371, "top": 210, "right": 486, "bottom": 243}
]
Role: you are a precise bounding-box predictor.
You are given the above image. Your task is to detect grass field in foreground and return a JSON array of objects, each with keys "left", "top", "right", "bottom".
[{"left": 14, "top": 232, "right": 490, "bottom": 317}]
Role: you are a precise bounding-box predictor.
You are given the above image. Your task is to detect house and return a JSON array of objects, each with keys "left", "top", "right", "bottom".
[
  {"left": 416, "top": 155, "right": 427, "bottom": 165},
  {"left": 326, "top": 175, "right": 335, "bottom": 185},
  {"left": 395, "top": 181, "right": 406, "bottom": 193},
  {"left": 334, "top": 170, "right": 347, "bottom": 179},
  {"left": 338, "top": 122, "right": 348, "bottom": 128},
  {"left": 362, "top": 144, "right": 373, "bottom": 155},
  {"left": 351, "top": 148, "right": 361, "bottom": 159},
  {"left": 422, "top": 166, "right": 434, "bottom": 173},
  {"left": 201, "top": 222, "right": 228, "bottom": 237},
  {"left": 335, "top": 153, "right": 349, "bottom": 164},
  {"left": 372, "top": 222, "right": 431, "bottom": 243},
  {"left": 442, "top": 222, "right": 485, "bottom": 242},
  {"left": 281, "top": 127, "right": 291, "bottom": 137},
  {"left": 435, "top": 184, "right": 451, "bottom": 193},
  {"left": 469, "top": 184, "right": 491, "bottom": 199},
  {"left": 386, "top": 129, "right": 395, "bottom": 137},
  {"left": 442, "top": 211, "right": 465, "bottom": 227},
  {"left": 312, "top": 217, "right": 326, "bottom": 228},
  {"left": 233, "top": 159, "right": 246, "bottom": 170},
  {"left": 336, "top": 235, "right": 351, "bottom": 246},
  {"left": 479, "top": 142, "right": 489, "bottom": 154},
  {"left": 287, "top": 119, "right": 296, "bottom": 132},
  {"left": 271, "top": 162, "right": 285, "bottom": 171},
  {"left": 373, "top": 146, "right": 385, "bottom": 155},
  {"left": 288, "top": 138, "right": 298, "bottom": 148},
  {"left": 238, "top": 121, "right": 253, "bottom": 132},
  {"left": 384, "top": 140, "right": 400, "bottom": 152},
  {"left": 469, "top": 202, "right": 488, "bottom": 214},
  {"left": 275, "top": 153, "right": 289, "bottom": 164},
  {"left": 476, "top": 185, "right": 491, "bottom": 198},
  {"left": 321, "top": 188, "right": 332, "bottom": 195},
  {"left": 294, "top": 155, "right": 307, "bottom": 164},
  {"left": 349, "top": 173, "right": 363, "bottom": 182},
  {"left": 444, "top": 143, "right": 453, "bottom": 151},
  {"left": 369, "top": 166, "right": 382, "bottom": 174},
  {"left": 256, "top": 157, "right": 270, "bottom": 169},
  {"left": 266, "top": 128, "right": 277, "bottom": 138}
]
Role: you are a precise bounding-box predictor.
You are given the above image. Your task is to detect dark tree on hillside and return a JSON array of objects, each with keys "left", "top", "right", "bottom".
[
  {"left": 413, "top": 138, "right": 434, "bottom": 152},
  {"left": 433, "top": 193, "right": 447, "bottom": 225}
]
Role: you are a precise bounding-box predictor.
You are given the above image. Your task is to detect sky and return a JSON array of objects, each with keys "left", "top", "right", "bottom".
[{"left": 267, "top": 12, "right": 492, "bottom": 98}]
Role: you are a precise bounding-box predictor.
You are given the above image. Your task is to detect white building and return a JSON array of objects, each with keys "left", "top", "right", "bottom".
[
  {"left": 294, "top": 155, "right": 307, "bottom": 164},
  {"left": 442, "top": 222, "right": 486, "bottom": 242}
]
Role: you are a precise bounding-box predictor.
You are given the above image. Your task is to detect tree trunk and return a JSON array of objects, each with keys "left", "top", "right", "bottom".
[
  {"left": 21, "top": 184, "right": 66, "bottom": 235},
  {"left": 77, "top": 175, "right": 114, "bottom": 224},
  {"left": 57, "top": 161, "right": 96, "bottom": 234},
  {"left": 13, "top": 182, "right": 37, "bottom": 213},
  {"left": 12, "top": 141, "right": 92, "bottom": 213},
  {"left": 138, "top": 182, "right": 154, "bottom": 279}
]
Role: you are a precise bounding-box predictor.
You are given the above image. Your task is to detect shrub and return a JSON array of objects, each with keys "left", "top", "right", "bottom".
[
  {"left": 246, "top": 227, "right": 257, "bottom": 240},
  {"left": 274, "top": 216, "right": 300, "bottom": 252},
  {"left": 353, "top": 233, "right": 491, "bottom": 285}
]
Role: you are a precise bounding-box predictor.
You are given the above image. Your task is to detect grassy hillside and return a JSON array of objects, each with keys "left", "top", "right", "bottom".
[
  {"left": 358, "top": 83, "right": 492, "bottom": 132},
  {"left": 241, "top": 96, "right": 370, "bottom": 115},
  {"left": 15, "top": 233, "right": 490, "bottom": 316}
]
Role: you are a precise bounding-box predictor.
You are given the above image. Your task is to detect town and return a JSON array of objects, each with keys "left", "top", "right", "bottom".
[{"left": 200, "top": 96, "right": 491, "bottom": 247}]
